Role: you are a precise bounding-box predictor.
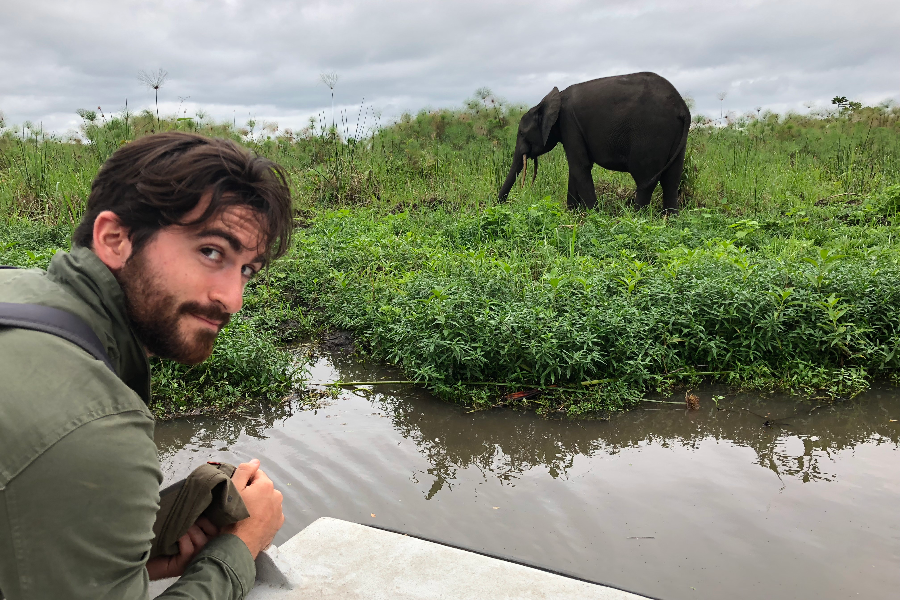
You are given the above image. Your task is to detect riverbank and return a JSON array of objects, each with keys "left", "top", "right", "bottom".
[
  {"left": 278, "top": 194, "right": 900, "bottom": 415},
  {"left": 1, "top": 100, "right": 899, "bottom": 416}
]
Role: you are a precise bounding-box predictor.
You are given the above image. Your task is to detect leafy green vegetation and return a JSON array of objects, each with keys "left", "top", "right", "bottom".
[
  {"left": 2, "top": 95, "right": 899, "bottom": 417},
  {"left": 148, "top": 311, "right": 304, "bottom": 419}
]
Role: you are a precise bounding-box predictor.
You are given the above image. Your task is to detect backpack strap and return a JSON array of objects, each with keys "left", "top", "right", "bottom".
[{"left": 0, "top": 302, "right": 116, "bottom": 373}]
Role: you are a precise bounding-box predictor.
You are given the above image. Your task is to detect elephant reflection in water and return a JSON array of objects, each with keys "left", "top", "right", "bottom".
[{"left": 499, "top": 72, "right": 691, "bottom": 213}]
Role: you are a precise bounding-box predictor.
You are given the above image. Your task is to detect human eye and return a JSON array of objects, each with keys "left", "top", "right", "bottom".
[
  {"left": 241, "top": 264, "right": 259, "bottom": 278},
  {"left": 200, "top": 247, "right": 223, "bottom": 262}
]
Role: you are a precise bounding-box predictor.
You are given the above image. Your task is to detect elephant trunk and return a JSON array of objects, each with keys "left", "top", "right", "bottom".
[
  {"left": 532, "top": 155, "right": 538, "bottom": 185},
  {"left": 498, "top": 151, "right": 526, "bottom": 201}
]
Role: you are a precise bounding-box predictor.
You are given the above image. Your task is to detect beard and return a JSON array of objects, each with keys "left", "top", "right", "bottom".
[{"left": 115, "top": 248, "right": 231, "bottom": 365}]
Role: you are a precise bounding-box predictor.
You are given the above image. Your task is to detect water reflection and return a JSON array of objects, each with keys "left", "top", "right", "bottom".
[
  {"left": 156, "top": 348, "right": 900, "bottom": 490},
  {"left": 156, "top": 400, "right": 298, "bottom": 462}
]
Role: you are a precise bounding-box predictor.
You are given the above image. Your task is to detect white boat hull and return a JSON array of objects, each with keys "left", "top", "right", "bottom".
[{"left": 152, "top": 517, "right": 653, "bottom": 599}]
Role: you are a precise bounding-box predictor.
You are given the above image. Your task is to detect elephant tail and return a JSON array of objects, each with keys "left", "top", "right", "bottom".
[{"left": 645, "top": 109, "right": 690, "bottom": 188}]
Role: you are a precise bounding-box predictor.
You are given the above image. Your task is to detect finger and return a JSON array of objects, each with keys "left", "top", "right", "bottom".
[
  {"left": 177, "top": 532, "right": 195, "bottom": 560},
  {"left": 186, "top": 523, "right": 209, "bottom": 550},
  {"left": 173, "top": 534, "right": 196, "bottom": 572},
  {"left": 195, "top": 516, "right": 219, "bottom": 537},
  {"left": 231, "top": 459, "right": 260, "bottom": 489},
  {"left": 250, "top": 468, "right": 273, "bottom": 488}
]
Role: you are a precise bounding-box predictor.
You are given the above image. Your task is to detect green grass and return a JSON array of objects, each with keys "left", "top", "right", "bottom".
[{"left": 2, "top": 96, "right": 899, "bottom": 417}]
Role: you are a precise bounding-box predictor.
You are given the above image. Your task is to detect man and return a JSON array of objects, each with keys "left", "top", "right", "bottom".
[{"left": 0, "top": 132, "right": 292, "bottom": 599}]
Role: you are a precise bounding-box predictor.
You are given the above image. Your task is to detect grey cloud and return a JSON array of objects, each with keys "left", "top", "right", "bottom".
[{"left": 2, "top": 0, "right": 897, "bottom": 134}]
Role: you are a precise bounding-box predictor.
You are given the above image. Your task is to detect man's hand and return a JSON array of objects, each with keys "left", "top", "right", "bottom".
[
  {"left": 224, "top": 459, "right": 285, "bottom": 559},
  {"left": 146, "top": 517, "right": 219, "bottom": 581}
]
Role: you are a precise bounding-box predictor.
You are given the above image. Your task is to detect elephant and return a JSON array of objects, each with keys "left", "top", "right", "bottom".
[{"left": 498, "top": 72, "right": 690, "bottom": 213}]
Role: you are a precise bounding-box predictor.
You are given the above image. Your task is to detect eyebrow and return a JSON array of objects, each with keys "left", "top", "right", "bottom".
[{"left": 195, "top": 227, "right": 266, "bottom": 265}]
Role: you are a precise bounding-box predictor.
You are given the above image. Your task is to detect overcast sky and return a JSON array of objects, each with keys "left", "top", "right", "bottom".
[{"left": 2, "top": 0, "right": 898, "bottom": 135}]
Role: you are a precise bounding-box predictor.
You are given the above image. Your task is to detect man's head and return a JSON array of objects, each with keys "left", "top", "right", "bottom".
[{"left": 73, "top": 132, "right": 293, "bottom": 364}]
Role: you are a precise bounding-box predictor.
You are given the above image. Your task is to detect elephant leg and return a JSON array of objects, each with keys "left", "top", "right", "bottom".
[
  {"left": 566, "top": 167, "right": 595, "bottom": 210},
  {"left": 566, "top": 171, "right": 579, "bottom": 210},
  {"left": 659, "top": 147, "right": 686, "bottom": 214},
  {"left": 567, "top": 164, "right": 596, "bottom": 210},
  {"left": 633, "top": 180, "right": 655, "bottom": 211},
  {"left": 560, "top": 120, "right": 597, "bottom": 210}
]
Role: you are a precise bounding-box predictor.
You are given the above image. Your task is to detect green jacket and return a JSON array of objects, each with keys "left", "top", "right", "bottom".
[{"left": 0, "top": 246, "right": 256, "bottom": 599}]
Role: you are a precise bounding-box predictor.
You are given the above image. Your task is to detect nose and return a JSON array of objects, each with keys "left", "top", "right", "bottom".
[{"left": 210, "top": 270, "right": 245, "bottom": 314}]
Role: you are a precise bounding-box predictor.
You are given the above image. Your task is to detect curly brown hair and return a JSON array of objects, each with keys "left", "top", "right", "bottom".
[{"left": 73, "top": 132, "right": 293, "bottom": 263}]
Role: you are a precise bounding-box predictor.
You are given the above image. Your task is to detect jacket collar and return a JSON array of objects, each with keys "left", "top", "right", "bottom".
[{"left": 47, "top": 246, "right": 152, "bottom": 404}]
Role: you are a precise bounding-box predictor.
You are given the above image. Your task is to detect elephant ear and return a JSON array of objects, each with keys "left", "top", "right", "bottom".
[{"left": 538, "top": 87, "right": 561, "bottom": 146}]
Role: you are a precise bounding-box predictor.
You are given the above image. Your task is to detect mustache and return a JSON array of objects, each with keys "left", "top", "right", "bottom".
[{"left": 179, "top": 301, "right": 231, "bottom": 329}]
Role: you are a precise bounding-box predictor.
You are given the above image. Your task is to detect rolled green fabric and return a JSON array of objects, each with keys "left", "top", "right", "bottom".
[{"left": 151, "top": 462, "right": 251, "bottom": 558}]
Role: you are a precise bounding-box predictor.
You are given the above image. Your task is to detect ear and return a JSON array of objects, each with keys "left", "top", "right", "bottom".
[
  {"left": 92, "top": 210, "right": 133, "bottom": 271},
  {"left": 538, "top": 87, "right": 561, "bottom": 146}
]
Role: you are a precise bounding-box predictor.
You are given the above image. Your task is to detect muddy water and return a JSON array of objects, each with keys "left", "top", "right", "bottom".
[{"left": 155, "top": 350, "right": 900, "bottom": 600}]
